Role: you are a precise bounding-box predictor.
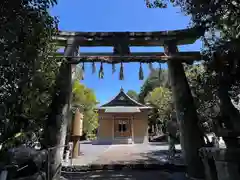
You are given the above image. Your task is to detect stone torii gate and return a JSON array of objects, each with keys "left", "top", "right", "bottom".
[{"left": 48, "top": 27, "right": 205, "bottom": 180}]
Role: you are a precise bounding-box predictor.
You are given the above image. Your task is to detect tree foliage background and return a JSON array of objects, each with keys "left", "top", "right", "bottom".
[
  {"left": 145, "top": 0, "right": 240, "bottom": 138},
  {"left": 137, "top": 68, "right": 173, "bottom": 134},
  {"left": 139, "top": 64, "right": 224, "bottom": 134},
  {"left": 0, "top": 0, "right": 99, "bottom": 151},
  {"left": 126, "top": 90, "right": 139, "bottom": 101},
  {"left": 72, "top": 80, "right": 99, "bottom": 138},
  {"left": 145, "top": 86, "right": 173, "bottom": 133},
  {"left": 0, "top": 0, "right": 59, "bottom": 150}
]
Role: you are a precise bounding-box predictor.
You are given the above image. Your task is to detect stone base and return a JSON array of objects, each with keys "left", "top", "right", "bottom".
[
  {"left": 113, "top": 137, "right": 133, "bottom": 144},
  {"left": 133, "top": 136, "right": 149, "bottom": 144},
  {"left": 199, "top": 147, "right": 240, "bottom": 180},
  {"left": 186, "top": 173, "right": 205, "bottom": 180},
  {"left": 95, "top": 136, "right": 148, "bottom": 145},
  {"left": 93, "top": 138, "right": 113, "bottom": 145}
]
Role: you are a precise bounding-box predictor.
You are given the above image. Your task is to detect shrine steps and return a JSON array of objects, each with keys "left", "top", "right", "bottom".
[{"left": 113, "top": 137, "right": 133, "bottom": 144}]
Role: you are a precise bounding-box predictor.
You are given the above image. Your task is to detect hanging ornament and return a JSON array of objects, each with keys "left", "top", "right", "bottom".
[
  {"left": 81, "top": 62, "right": 85, "bottom": 80},
  {"left": 82, "top": 62, "right": 85, "bottom": 71},
  {"left": 119, "top": 62, "right": 124, "bottom": 80},
  {"left": 158, "top": 62, "right": 161, "bottom": 80},
  {"left": 76, "top": 46, "right": 80, "bottom": 57},
  {"left": 98, "top": 62, "right": 104, "bottom": 79},
  {"left": 112, "top": 63, "right": 116, "bottom": 74},
  {"left": 148, "top": 62, "right": 154, "bottom": 71},
  {"left": 92, "top": 62, "right": 96, "bottom": 74},
  {"left": 139, "top": 62, "right": 144, "bottom": 80}
]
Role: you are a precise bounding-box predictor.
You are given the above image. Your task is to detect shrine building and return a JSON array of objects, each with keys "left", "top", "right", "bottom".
[{"left": 95, "top": 88, "right": 152, "bottom": 144}]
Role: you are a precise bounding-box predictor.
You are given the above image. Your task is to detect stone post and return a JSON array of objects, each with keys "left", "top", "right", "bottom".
[
  {"left": 213, "top": 148, "right": 240, "bottom": 180},
  {"left": 164, "top": 41, "right": 205, "bottom": 179}
]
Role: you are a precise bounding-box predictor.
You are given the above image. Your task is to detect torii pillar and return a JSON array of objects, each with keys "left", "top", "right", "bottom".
[{"left": 165, "top": 41, "right": 205, "bottom": 180}]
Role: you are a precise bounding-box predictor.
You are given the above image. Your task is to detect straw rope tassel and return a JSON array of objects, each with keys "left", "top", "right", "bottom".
[
  {"left": 139, "top": 62, "right": 144, "bottom": 80},
  {"left": 81, "top": 62, "right": 85, "bottom": 80},
  {"left": 98, "top": 62, "right": 104, "bottom": 79},
  {"left": 92, "top": 62, "right": 96, "bottom": 74},
  {"left": 112, "top": 63, "right": 116, "bottom": 74},
  {"left": 148, "top": 62, "right": 154, "bottom": 71},
  {"left": 119, "top": 62, "right": 124, "bottom": 80},
  {"left": 158, "top": 63, "right": 161, "bottom": 80}
]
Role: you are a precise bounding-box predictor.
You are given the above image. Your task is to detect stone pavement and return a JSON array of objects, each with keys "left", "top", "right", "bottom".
[
  {"left": 93, "top": 144, "right": 183, "bottom": 165},
  {"left": 64, "top": 141, "right": 184, "bottom": 166},
  {"left": 62, "top": 170, "right": 187, "bottom": 180},
  {"left": 93, "top": 144, "right": 144, "bottom": 164},
  {"left": 62, "top": 142, "right": 186, "bottom": 180},
  {"left": 63, "top": 141, "right": 111, "bottom": 166}
]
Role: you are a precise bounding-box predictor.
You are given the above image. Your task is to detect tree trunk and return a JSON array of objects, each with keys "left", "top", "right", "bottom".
[
  {"left": 165, "top": 41, "right": 205, "bottom": 179},
  {"left": 43, "top": 38, "right": 78, "bottom": 180},
  {"left": 219, "top": 77, "right": 240, "bottom": 130},
  {"left": 218, "top": 75, "right": 240, "bottom": 147}
]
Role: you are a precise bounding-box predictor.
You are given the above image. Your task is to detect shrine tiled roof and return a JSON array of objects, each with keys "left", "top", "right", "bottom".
[
  {"left": 103, "top": 107, "right": 141, "bottom": 113},
  {"left": 100, "top": 88, "right": 147, "bottom": 108}
]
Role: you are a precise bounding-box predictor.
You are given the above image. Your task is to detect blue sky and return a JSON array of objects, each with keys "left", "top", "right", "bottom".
[{"left": 50, "top": 0, "right": 202, "bottom": 104}]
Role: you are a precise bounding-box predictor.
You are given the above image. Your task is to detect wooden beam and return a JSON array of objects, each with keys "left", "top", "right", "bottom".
[
  {"left": 53, "top": 27, "right": 204, "bottom": 47},
  {"left": 50, "top": 52, "right": 202, "bottom": 64},
  {"left": 54, "top": 51, "right": 201, "bottom": 57}
]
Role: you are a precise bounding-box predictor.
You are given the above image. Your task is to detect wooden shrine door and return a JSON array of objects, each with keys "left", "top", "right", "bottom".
[{"left": 114, "top": 117, "right": 132, "bottom": 138}]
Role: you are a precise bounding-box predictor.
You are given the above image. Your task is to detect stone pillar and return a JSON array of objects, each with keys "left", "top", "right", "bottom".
[
  {"left": 200, "top": 147, "right": 240, "bottom": 180},
  {"left": 213, "top": 148, "right": 240, "bottom": 180},
  {"left": 44, "top": 37, "right": 78, "bottom": 180},
  {"left": 58, "top": 39, "right": 78, "bottom": 160},
  {"left": 164, "top": 41, "right": 205, "bottom": 179}
]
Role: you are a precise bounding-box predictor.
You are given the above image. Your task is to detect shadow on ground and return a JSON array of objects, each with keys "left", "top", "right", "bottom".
[
  {"left": 149, "top": 142, "right": 171, "bottom": 146},
  {"left": 139, "top": 149, "right": 185, "bottom": 165},
  {"left": 93, "top": 149, "right": 184, "bottom": 166},
  {"left": 62, "top": 146, "right": 186, "bottom": 179},
  {"left": 62, "top": 170, "right": 187, "bottom": 180},
  {"left": 80, "top": 141, "right": 113, "bottom": 145},
  {"left": 81, "top": 141, "right": 94, "bottom": 144}
]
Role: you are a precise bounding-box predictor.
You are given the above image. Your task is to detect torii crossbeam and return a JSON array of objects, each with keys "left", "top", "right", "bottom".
[{"left": 52, "top": 51, "right": 202, "bottom": 64}]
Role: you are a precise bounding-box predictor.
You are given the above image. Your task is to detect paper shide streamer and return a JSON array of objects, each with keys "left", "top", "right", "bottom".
[
  {"left": 92, "top": 62, "right": 96, "bottom": 74},
  {"left": 98, "top": 62, "right": 104, "bottom": 79},
  {"left": 119, "top": 62, "right": 124, "bottom": 80},
  {"left": 139, "top": 62, "right": 144, "bottom": 80},
  {"left": 158, "top": 62, "right": 162, "bottom": 80},
  {"left": 81, "top": 62, "right": 85, "bottom": 80},
  {"left": 112, "top": 63, "right": 116, "bottom": 74},
  {"left": 148, "top": 62, "right": 154, "bottom": 71}
]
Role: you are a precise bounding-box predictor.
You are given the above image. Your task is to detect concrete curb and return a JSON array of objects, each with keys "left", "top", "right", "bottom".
[{"left": 61, "top": 163, "right": 186, "bottom": 173}]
